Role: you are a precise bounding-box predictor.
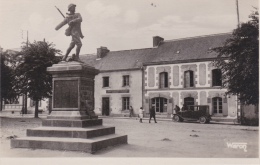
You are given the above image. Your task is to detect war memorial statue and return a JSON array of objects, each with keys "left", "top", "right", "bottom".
[
  {"left": 55, "top": 3, "right": 84, "bottom": 61},
  {"left": 10, "top": 3, "right": 127, "bottom": 153}
]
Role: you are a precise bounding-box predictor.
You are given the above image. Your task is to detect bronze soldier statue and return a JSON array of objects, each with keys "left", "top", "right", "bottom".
[{"left": 55, "top": 4, "right": 84, "bottom": 61}]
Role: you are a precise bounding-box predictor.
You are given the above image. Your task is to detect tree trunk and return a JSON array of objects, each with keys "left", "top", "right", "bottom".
[
  {"left": 24, "top": 93, "right": 28, "bottom": 114},
  {"left": 34, "top": 100, "right": 39, "bottom": 118},
  {"left": 0, "top": 98, "right": 2, "bottom": 111}
]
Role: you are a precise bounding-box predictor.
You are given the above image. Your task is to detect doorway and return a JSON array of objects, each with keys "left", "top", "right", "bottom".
[
  {"left": 102, "top": 97, "right": 110, "bottom": 116},
  {"left": 212, "top": 97, "right": 223, "bottom": 114},
  {"left": 184, "top": 97, "right": 195, "bottom": 110},
  {"left": 151, "top": 97, "right": 167, "bottom": 113}
]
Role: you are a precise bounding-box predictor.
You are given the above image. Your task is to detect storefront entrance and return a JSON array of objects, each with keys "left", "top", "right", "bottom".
[
  {"left": 151, "top": 97, "right": 167, "bottom": 113},
  {"left": 102, "top": 97, "right": 110, "bottom": 116}
]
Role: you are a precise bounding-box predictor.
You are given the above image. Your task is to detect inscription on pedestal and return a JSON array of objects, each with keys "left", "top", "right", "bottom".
[{"left": 54, "top": 80, "right": 78, "bottom": 108}]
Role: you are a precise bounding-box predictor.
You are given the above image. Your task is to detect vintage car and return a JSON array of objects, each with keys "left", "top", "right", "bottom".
[{"left": 172, "top": 105, "right": 211, "bottom": 124}]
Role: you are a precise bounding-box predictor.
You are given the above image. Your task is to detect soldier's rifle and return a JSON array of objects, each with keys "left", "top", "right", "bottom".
[
  {"left": 54, "top": 6, "right": 71, "bottom": 36},
  {"left": 55, "top": 6, "right": 65, "bottom": 18}
]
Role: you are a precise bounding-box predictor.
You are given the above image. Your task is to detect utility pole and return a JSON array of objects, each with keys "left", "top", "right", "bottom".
[
  {"left": 236, "top": 0, "right": 240, "bottom": 27},
  {"left": 24, "top": 30, "right": 28, "bottom": 114}
]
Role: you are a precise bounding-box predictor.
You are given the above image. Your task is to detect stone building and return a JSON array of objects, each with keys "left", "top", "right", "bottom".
[
  {"left": 143, "top": 34, "right": 237, "bottom": 119},
  {"left": 81, "top": 47, "right": 154, "bottom": 117},
  {"left": 82, "top": 33, "right": 238, "bottom": 119}
]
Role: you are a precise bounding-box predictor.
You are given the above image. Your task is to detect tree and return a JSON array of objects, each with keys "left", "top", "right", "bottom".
[
  {"left": 15, "top": 40, "right": 61, "bottom": 118},
  {"left": 213, "top": 9, "right": 259, "bottom": 105},
  {"left": 0, "top": 51, "right": 19, "bottom": 111}
]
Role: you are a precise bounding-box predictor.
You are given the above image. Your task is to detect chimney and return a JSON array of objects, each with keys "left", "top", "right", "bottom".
[
  {"left": 97, "top": 46, "right": 110, "bottom": 58},
  {"left": 153, "top": 36, "right": 164, "bottom": 47}
]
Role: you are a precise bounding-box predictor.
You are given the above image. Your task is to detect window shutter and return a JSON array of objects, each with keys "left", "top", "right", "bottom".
[
  {"left": 184, "top": 71, "right": 190, "bottom": 87},
  {"left": 160, "top": 73, "right": 164, "bottom": 88},
  {"left": 165, "top": 73, "right": 168, "bottom": 87},
  {"left": 190, "top": 71, "right": 194, "bottom": 87}
]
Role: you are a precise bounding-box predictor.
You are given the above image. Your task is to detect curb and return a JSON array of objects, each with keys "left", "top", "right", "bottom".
[{"left": 0, "top": 114, "right": 242, "bottom": 125}]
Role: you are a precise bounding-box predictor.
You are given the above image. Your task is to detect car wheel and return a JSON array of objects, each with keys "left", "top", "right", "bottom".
[
  {"left": 199, "top": 116, "right": 207, "bottom": 124},
  {"left": 173, "top": 115, "right": 181, "bottom": 122}
]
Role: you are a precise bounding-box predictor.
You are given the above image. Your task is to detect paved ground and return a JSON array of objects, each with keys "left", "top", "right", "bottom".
[{"left": 0, "top": 115, "right": 258, "bottom": 159}]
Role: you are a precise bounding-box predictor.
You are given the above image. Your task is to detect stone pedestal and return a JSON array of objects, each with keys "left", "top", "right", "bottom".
[
  {"left": 11, "top": 61, "right": 127, "bottom": 153},
  {"left": 47, "top": 61, "right": 98, "bottom": 120}
]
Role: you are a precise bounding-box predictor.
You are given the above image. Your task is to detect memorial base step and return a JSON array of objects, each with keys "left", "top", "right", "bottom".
[
  {"left": 42, "top": 119, "right": 103, "bottom": 127},
  {"left": 11, "top": 134, "right": 127, "bottom": 154},
  {"left": 27, "top": 126, "right": 115, "bottom": 138},
  {"left": 10, "top": 118, "right": 128, "bottom": 153}
]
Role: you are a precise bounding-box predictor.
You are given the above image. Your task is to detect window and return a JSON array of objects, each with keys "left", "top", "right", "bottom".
[
  {"left": 184, "top": 70, "right": 194, "bottom": 87},
  {"left": 184, "top": 97, "right": 195, "bottom": 110},
  {"left": 122, "top": 97, "right": 130, "bottom": 110},
  {"left": 151, "top": 97, "right": 167, "bottom": 113},
  {"left": 159, "top": 72, "right": 168, "bottom": 88},
  {"left": 103, "top": 77, "right": 109, "bottom": 87},
  {"left": 213, "top": 97, "right": 223, "bottom": 114},
  {"left": 212, "top": 69, "right": 222, "bottom": 86},
  {"left": 123, "top": 75, "right": 129, "bottom": 86}
]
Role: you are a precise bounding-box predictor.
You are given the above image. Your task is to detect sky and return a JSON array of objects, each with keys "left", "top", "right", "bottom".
[{"left": 0, "top": 0, "right": 258, "bottom": 55}]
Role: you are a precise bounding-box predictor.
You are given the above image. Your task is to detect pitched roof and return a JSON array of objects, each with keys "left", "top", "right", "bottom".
[
  {"left": 80, "top": 33, "right": 231, "bottom": 71},
  {"left": 148, "top": 33, "right": 231, "bottom": 64},
  {"left": 80, "top": 48, "right": 157, "bottom": 71}
]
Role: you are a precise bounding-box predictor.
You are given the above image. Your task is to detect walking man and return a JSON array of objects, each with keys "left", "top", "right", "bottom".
[
  {"left": 55, "top": 3, "right": 84, "bottom": 61},
  {"left": 149, "top": 106, "right": 157, "bottom": 123}
]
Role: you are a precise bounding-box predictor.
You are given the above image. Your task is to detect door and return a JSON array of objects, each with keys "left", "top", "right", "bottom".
[
  {"left": 184, "top": 97, "right": 195, "bottom": 110},
  {"left": 102, "top": 97, "right": 110, "bottom": 116},
  {"left": 183, "top": 97, "right": 195, "bottom": 118},
  {"left": 213, "top": 97, "right": 223, "bottom": 115},
  {"left": 151, "top": 97, "right": 167, "bottom": 113}
]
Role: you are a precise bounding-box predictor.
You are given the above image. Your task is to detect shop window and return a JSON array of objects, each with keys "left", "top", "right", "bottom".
[
  {"left": 151, "top": 97, "right": 167, "bottom": 113},
  {"left": 122, "top": 75, "right": 130, "bottom": 87},
  {"left": 212, "top": 69, "right": 222, "bottom": 86},
  {"left": 103, "top": 77, "right": 109, "bottom": 87},
  {"left": 122, "top": 97, "right": 130, "bottom": 110},
  {"left": 212, "top": 97, "right": 223, "bottom": 114},
  {"left": 184, "top": 70, "right": 194, "bottom": 87},
  {"left": 159, "top": 72, "right": 168, "bottom": 88}
]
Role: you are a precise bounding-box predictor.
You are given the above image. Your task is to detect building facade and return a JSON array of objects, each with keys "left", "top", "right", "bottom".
[
  {"left": 94, "top": 70, "right": 142, "bottom": 117},
  {"left": 143, "top": 61, "right": 237, "bottom": 118},
  {"left": 81, "top": 33, "right": 238, "bottom": 119},
  {"left": 81, "top": 46, "right": 153, "bottom": 117},
  {"left": 142, "top": 34, "right": 238, "bottom": 119}
]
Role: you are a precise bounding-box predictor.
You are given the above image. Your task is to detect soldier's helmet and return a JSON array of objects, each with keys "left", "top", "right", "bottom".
[{"left": 68, "top": 3, "right": 76, "bottom": 11}]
